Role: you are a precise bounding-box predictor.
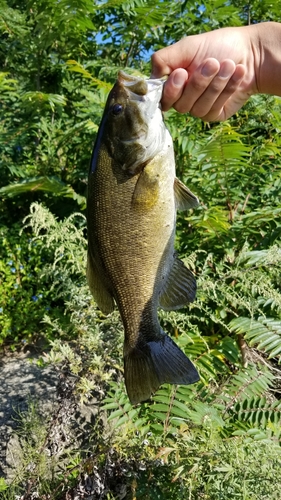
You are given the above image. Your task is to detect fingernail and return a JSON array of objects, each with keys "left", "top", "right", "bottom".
[
  {"left": 172, "top": 71, "right": 186, "bottom": 87},
  {"left": 201, "top": 62, "right": 216, "bottom": 77},
  {"left": 218, "top": 65, "right": 233, "bottom": 78}
]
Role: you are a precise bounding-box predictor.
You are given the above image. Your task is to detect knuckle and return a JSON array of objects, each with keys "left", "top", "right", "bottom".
[
  {"left": 191, "top": 95, "right": 216, "bottom": 117},
  {"left": 174, "top": 100, "right": 191, "bottom": 114},
  {"left": 151, "top": 52, "right": 168, "bottom": 77},
  {"left": 189, "top": 102, "right": 206, "bottom": 118},
  {"left": 190, "top": 79, "right": 208, "bottom": 93},
  {"left": 151, "top": 52, "right": 159, "bottom": 66},
  {"left": 209, "top": 81, "right": 224, "bottom": 94},
  {"left": 223, "top": 80, "right": 240, "bottom": 95}
]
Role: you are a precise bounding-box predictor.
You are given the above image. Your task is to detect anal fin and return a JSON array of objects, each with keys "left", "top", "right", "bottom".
[
  {"left": 174, "top": 177, "right": 199, "bottom": 210},
  {"left": 159, "top": 256, "right": 197, "bottom": 310}
]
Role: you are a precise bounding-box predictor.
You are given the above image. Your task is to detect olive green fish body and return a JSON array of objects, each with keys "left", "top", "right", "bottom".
[{"left": 87, "top": 72, "right": 199, "bottom": 404}]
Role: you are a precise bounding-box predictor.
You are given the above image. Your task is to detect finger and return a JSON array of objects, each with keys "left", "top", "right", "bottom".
[
  {"left": 199, "top": 64, "right": 246, "bottom": 121},
  {"left": 189, "top": 59, "right": 236, "bottom": 118},
  {"left": 161, "top": 69, "right": 188, "bottom": 111},
  {"left": 173, "top": 58, "right": 220, "bottom": 113}
]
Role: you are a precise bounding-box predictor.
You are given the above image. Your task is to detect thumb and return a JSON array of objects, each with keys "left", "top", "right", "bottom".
[
  {"left": 151, "top": 39, "right": 196, "bottom": 78},
  {"left": 151, "top": 51, "right": 173, "bottom": 78}
]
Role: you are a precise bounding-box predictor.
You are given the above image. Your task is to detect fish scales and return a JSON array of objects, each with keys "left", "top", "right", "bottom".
[{"left": 87, "top": 71, "right": 200, "bottom": 404}]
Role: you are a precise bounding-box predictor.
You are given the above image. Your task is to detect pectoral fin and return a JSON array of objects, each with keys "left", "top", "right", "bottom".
[
  {"left": 132, "top": 160, "right": 159, "bottom": 209},
  {"left": 159, "top": 256, "right": 196, "bottom": 310},
  {"left": 174, "top": 177, "right": 199, "bottom": 210},
  {"left": 87, "top": 251, "right": 115, "bottom": 314}
]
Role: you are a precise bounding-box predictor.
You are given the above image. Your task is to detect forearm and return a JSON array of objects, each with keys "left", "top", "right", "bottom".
[{"left": 254, "top": 22, "right": 281, "bottom": 96}]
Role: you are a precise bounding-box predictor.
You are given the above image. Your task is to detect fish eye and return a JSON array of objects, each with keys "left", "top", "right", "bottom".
[{"left": 112, "top": 103, "right": 123, "bottom": 115}]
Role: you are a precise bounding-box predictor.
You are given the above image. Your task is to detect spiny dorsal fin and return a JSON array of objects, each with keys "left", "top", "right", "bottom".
[
  {"left": 159, "top": 256, "right": 196, "bottom": 310},
  {"left": 174, "top": 177, "right": 199, "bottom": 210}
]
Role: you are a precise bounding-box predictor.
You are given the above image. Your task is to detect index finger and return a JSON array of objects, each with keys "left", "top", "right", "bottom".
[{"left": 160, "top": 69, "right": 188, "bottom": 111}]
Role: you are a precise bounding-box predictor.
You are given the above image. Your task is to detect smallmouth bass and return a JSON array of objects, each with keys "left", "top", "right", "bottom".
[{"left": 87, "top": 71, "right": 199, "bottom": 404}]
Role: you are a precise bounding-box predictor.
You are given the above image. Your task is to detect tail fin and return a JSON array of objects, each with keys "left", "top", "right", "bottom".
[{"left": 124, "top": 334, "right": 199, "bottom": 405}]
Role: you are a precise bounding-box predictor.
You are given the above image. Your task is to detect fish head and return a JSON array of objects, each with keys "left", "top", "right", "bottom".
[{"left": 96, "top": 71, "right": 168, "bottom": 175}]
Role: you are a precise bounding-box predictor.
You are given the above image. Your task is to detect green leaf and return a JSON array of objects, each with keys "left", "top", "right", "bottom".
[
  {"left": 0, "top": 177, "right": 86, "bottom": 207},
  {"left": 152, "top": 403, "right": 169, "bottom": 413},
  {"left": 108, "top": 409, "right": 124, "bottom": 421}
]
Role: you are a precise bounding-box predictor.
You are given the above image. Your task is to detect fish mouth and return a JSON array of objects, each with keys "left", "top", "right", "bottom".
[
  {"left": 115, "top": 71, "right": 167, "bottom": 171},
  {"left": 117, "top": 70, "right": 164, "bottom": 105}
]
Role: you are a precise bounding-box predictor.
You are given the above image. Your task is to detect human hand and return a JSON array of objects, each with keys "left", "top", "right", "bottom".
[{"left": 151, "top": 25, "right": 259, "bottom": 121}]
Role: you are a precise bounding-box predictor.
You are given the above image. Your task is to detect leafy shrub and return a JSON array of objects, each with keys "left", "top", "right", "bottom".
[
  {"left": 0, "top": 223, "right": 55, "bottom": 346},
  {"left": 0, "top": 202, "right": 91, "bottom": 347}
]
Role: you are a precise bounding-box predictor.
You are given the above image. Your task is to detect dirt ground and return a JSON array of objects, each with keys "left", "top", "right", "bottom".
[{"left": 0, "top": 349, "right": 58, "bottom": 478}]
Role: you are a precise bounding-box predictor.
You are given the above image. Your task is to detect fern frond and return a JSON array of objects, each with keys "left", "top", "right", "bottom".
[
  {"left": 215, "top": 364, "right": 274, "bottom": 408},
  {"left": 66, "top": 60, "right": 112, "bottom": 89},
  {"left": 198, "top": 123, "right": 250, "bottom": 166},
  {"left": 229, "top": 396, "right": 281, "bottom": 428},
  {"left": 229, "top": 317, "right": 281, "bottom": 359},
  {"left": 21, "top": 91, "right": 67, "bottom": 111},
  {"left": 201, "top": 125, "right": 250, "bottom": 155},
  {"left": 192, "top": 206, "right": 231, "bottom": 236},
  {"left": 102, "top": 382, "right": 149, "bottom": 435},
  {"left": 186, "top": 401, "right": 225, "bottom": 428}
]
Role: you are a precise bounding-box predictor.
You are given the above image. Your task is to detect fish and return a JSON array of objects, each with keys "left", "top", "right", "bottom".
[{"left": 87, "top": 71, "right": 200, "bottom": 405}]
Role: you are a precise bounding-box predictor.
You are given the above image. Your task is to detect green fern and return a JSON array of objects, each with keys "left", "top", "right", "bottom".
[
  {"left": 229, "top": 396, "right": 281, "bottom": 428},
  {"left": 102, "top": 382, "right": 150, "bottom": 435},
  {"left": 102, "top": 363, "right": 280, "bottom": 441},
  {"left": 21, "top": 91, "right": 66, "bottom": 111},
  {"left": 215, "top": 363, "right": 274, "bottom": 408},
  {"left": 199, "top": 123, "right": 251, "bottom": 165},
  {"left": 229, "top": 316, "right": 281, "bottom": 359}
]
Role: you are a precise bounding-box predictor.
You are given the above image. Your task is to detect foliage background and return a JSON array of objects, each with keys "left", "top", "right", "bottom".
[{"left": 0, "top": 0, "right": 281, "bottom": 498}]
